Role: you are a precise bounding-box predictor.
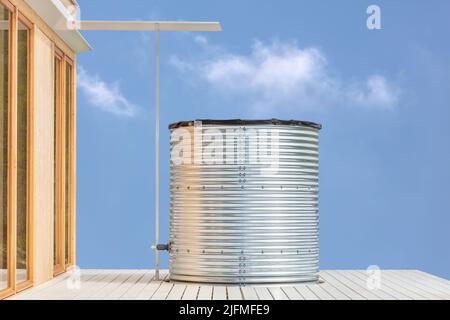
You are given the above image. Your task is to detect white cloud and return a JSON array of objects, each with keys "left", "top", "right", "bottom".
[
  {"left": 169, "top": 40, "right": 401, "bottom": 111},
  {"left": 77, "top": 66, "right": 138, "bottom": 117},
  {"left": 346, "top": 75, "right": 401, "bottom": 110},
  {"left": 168, "top": 55, "right": 194, "bottom": 73},
  {"left": 193, "top": 35, "right": 208, "bottom": 46}
]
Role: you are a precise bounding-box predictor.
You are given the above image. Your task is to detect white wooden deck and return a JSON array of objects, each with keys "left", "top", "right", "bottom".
[{"left": 7, "top": 269, "right": 450, "bottom": 300}]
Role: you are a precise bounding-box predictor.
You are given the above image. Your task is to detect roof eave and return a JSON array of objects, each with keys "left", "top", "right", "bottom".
[{"left": 25, "top": 0, "right": 91, "bottom": 54}]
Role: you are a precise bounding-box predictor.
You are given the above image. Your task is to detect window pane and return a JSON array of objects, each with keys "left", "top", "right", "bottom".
[
  {"left": 54, "top": 57, "right": 61, "bottom": 268},
  {"left": 64, "top": 62, "right": 71, "bottom": 265},
  {"left": 16, "top": 20, "right": 29, "bottom": 284},
  {"left": 0, "top": 4, "right": 10, "bottom": 291}
]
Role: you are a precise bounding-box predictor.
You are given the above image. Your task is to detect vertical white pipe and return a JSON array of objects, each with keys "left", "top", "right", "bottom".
[{"left": 154, "top": 27, "right": 160, "bottom": 280}]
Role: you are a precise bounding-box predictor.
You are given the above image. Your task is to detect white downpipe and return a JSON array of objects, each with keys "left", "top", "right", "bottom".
[{"left": 154, "top": 26, "right": 160, "bottom": 280}]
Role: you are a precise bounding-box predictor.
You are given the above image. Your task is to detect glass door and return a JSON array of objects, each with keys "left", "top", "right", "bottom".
[
  {"left": 64, "top": 58, "right": 73, "bottom": 267},
  {"left": 53, "top": 50, "right": 64, "bottom": 275},
  {"left": 0, "top": 1, "right": 33, "bottom": 298},
  {"left": 16, "top": 15, "right": 31, "bottom": 288},
  {"left": 0, "top": 1, "right": 11, "bottom": 297},
  {"left": 54, "top": 50, "right": 74, "bottom": 275}
]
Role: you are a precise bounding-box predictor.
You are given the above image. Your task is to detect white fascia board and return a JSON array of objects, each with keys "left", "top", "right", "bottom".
[{"left": 25, "top": 0, "right": 91, "bottom": 54}]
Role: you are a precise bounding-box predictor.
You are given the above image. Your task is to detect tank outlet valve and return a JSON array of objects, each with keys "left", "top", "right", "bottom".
[{"left": 152, "top": 243, "right": 170, "bottom": 251}]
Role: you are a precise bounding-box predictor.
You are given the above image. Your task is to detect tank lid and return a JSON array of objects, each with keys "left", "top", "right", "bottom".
[{"left": 169, "top": 119, "right": 322, "bottom": 130}]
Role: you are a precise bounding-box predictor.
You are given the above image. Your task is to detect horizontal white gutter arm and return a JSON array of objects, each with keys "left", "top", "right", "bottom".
[{"left": 80, "top": 21, "right": 222, "bottom": 31}]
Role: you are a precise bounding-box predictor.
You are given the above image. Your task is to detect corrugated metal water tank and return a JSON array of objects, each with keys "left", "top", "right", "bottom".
[{"left": 168, "top": 119, "right": 322, "bottom": 284}]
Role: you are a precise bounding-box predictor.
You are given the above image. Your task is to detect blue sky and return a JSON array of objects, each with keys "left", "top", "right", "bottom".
[{"left": 75, "top": 0, "right": 450, "bottom": 279}]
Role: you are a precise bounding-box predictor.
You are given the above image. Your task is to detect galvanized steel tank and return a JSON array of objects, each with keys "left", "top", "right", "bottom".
[{"left": 168, "top": 119, "right": 321, "bottom": 284}]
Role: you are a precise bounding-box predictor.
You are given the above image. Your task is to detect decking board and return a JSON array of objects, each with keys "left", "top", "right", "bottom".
[{"left": 7, "top": 270, "right": 450, "bottom": 300}]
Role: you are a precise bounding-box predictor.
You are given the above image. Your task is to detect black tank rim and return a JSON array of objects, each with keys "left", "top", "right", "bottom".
[{"left": 168, "top": 118, "right": 322, "bottom": 130}]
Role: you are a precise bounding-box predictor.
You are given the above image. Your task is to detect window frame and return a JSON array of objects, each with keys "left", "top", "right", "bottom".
[
  {"left": 0, "top": 0, "right": 14, "bottom": 300},
  {"left": 53, "top": 47, "right": 64, "bottom": 275},
  {"left": 0, "top": 0, "right": 34, "bottom": 299},
  {"left": 15, "top": 11, "right": 34, "bottom": 292},
  {"left": 53, "top": 47, "right": 75, "bottom": 275},
  {"left": 65, "top": 55, "right": 75, "bottom": 268}
]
